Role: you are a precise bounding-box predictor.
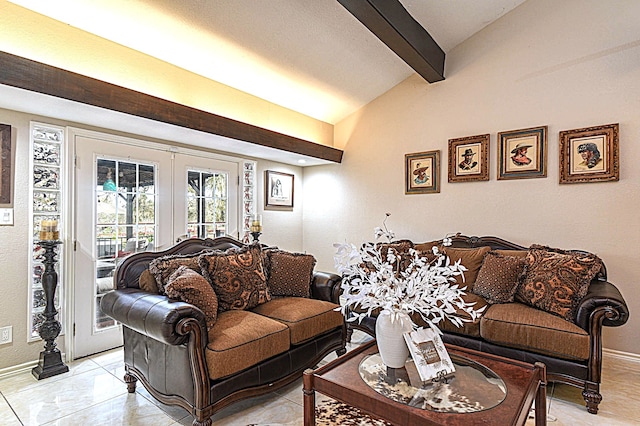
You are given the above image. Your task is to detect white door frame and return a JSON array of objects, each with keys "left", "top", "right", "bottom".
[{"left": 64, "top": 126, "right": 244, "bottom": 361}]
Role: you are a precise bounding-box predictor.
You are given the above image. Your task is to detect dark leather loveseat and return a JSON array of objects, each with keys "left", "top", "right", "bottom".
[
  {"left": 101, "top": 237, "right": 346, "bottom": 426},
  {"left": 346, "top": 234, "right": 629, "bottom": 414}
]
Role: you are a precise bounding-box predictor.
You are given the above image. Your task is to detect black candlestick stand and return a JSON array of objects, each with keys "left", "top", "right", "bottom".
[
  {"left": 32, "top": 240, "right": 69, "bottom": 380},
  {"left": 250, "top": 231, "right": 262, "bottom": 243}
]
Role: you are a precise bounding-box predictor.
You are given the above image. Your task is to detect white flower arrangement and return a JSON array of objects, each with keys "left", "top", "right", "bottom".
[{"left": 333, "top": 214, "right": 485, "bottom": 330}]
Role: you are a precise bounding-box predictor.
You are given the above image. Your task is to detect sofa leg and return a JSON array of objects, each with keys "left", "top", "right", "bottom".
[
  {"left": 124, "top": 372, "right": 137, "bottom": 393},
  {"left": 582, "top": 382, "right": 602, "bottom": 414},
  {"left": 336, "top": 347, "right": 347, "bottom": 357},
  {"left": 192, "top": 418, "right": 212, "bottom": 426}
]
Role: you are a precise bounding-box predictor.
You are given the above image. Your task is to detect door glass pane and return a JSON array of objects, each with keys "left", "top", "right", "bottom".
[
  {"left": 96, "top": 192, "right": 117, "bottom": 225},
  {"left": 94, "top": 157, "right": 157, "bottom": 331},
  {"left": 185, "top": 169, "right": 228, "bottom": 238}
]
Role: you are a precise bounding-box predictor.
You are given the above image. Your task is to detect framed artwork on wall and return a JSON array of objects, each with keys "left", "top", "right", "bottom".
[
  {"left": 497, "top": 126, "right": 547, "bottom": 180},
  {"left": 559, "top": 123, "right": 619, "bottom": 184},
  {"left": 265, "top": 170, "right": 294, "bottom": 208},
  {"left": 0, "top": 124, "right": 12, "bottom": 206},
  {"left": 405, "top": 150, "right": 440, "bottom": 194},
  {"left": 447, "top": 134, "right": 489, "bottom": 182}
]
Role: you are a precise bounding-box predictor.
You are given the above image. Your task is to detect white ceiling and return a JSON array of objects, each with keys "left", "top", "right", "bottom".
[{"left": 9, "top": 0, "right": 526, "bottom": 125}]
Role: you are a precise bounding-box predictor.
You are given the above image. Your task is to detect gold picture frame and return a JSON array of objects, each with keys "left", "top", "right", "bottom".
[
  {"left": 0, "top": 124, "right": 12, "bottom": 206},
  {"left": 497, "top": 126, "right": 547, "bottom": 180},
  {"left": 405, "top": 150, "right": 440, "bottom": 194},
  {"left": 559, "top": 123, "right": 619, "bottom": 184},
  {"left": 448, "top": 134, "right": 489, "bottom": 182}
]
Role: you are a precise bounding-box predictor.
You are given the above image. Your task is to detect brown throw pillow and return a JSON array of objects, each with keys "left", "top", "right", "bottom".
[
  {"left": 440, "top": 246, "right": 491, "bottom": 289},
  {"left": 199, "top": 244, "right": 271, "bottom": 311},
  {"left": 149, "top": 250, "right": 212, "bottom": 294},
  {"left": 165, "top": 266, "right": 218, "bottom": 329},
  {"left": 516, "top": 247, "right": 602, "bottom": 322},
  {"left": 473, "top": 251, "right": 525, "bottom": 304},
  {"left": 138, "top": 269, "right": 159, "bottom": 293},
  {"left": 266, "top": 250, "right": 316, "bottom": 297}
]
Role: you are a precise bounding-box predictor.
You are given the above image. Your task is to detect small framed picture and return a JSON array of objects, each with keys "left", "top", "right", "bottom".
[
  {"left": 559, "top": 123, "right": 619, "bottom": 184},
  {"left": 497, "top": 126, "right": 547, "bottom": 180},
  {"left": 404, "top": 327, "right": 455, "bottom": 382},
  {"left": 448, "top": 134, "right": 489, "bottom": 182},
  {"left": 405, "top": 150, "right": 440, "bottom": 194},
  {"left": 265, "top": 170, "right": 294, "bottom": 208},
  {"left": 1, "top": 124, "right": 12, "bottom": 205}
]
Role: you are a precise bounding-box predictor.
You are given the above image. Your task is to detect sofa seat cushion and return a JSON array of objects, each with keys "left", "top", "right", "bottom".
[
  {"left": 480, "top": 303, "right": 590, "bottom": 361},
  {"left": 412, "top": 292, "right": 489, "bottom": 338},
  {"left": 251, "top": 297, "right": 344, "bottom": 345},
  {"left": 205, "top": 310, "right": 289, "bottom": 380}
]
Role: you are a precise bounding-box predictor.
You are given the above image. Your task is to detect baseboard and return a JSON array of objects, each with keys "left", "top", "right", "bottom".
[
  {"left": 0, "top": 360, "right": 38, "bottom": 380},
  {"left": 603, "top": 347, "right": 640, "bottom": 364}
]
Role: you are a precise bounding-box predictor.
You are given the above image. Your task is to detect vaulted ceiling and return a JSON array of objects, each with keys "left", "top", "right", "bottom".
[{"left": 8, "top": 0, "right": 526, "bottom": 124}]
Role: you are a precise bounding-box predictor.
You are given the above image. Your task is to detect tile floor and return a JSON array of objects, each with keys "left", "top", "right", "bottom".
[{"left": 1, "top": 331, "right": 639, "bottom": 425}]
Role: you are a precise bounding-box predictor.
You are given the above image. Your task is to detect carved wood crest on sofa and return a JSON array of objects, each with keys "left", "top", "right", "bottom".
[
  {"left": 101, "top": 237, "right": 346, "bottom": 426},
  {"left": 345, "top": 234, "right": 629, "bottom": 415}
]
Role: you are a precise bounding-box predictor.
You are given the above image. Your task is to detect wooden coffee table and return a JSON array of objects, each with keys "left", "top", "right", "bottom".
[{"left": 303, "top": 340, "right": 546, "bottom": 425}]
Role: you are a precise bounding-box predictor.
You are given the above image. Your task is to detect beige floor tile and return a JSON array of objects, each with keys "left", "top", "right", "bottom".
[
  {"left": 5, "top": 366, "right": 126, "bottom": 425},
  {"left": 40, "top": 392, "right": 175, "bottom": 426},
  {"left": 86, "top": 347, "right": 124, "bottom": 368},
  {"left": 0, "top": 357, "right": 100, "bottom": 395},
  {"left": 0, "top": 395, "right": 21, "bottom": 426}
]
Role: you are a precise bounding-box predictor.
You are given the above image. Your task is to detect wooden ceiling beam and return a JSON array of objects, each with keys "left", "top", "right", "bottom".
[
  {"left": 338, "top": 0, "right": 445, "bottom": 83},
  {"left": 0, "top": 51, "right": 343, "bottom": 163}
]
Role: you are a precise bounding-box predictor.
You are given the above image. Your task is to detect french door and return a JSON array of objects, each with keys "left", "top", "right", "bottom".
[{"left": 72, "top": 131, "right": 238, "bottom": 358}]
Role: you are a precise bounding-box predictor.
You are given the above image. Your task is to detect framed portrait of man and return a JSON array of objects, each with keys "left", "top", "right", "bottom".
[
  {"left": 447, "top": 134, "right": 489, "bottom": 183},
  {"left": 405, "top": 150, "right": 440, "bottom": 194},
  {"left": 497, "top": 126, "right": 547, "bottom": 180},
  {"left": 559, "top": 123, "right": 619, "bottom": 184}
]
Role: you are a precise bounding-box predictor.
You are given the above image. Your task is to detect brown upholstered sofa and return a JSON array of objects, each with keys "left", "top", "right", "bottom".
[
  {"left": 101, "top": 237, "right": 346, "bottom": 426},
  {"left": 346, "top": 234, "right": 629, "bottom": 414}
]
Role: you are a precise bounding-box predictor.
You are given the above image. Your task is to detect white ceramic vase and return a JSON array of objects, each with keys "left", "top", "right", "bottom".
[{"left": 375, "top": 310, "right": 413, "bottom": 368}]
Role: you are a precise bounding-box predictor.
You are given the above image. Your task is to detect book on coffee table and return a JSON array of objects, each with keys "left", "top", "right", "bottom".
[{"left": 404, "top": 326, "right": 455, "bottom": 382}]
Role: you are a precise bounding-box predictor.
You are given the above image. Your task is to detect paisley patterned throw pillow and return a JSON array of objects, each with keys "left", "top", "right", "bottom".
[
  {"left": 516, "top": 246, "right": 602, "bottom": 322},
  {"left": 198, "top": 244, "right": 271, "bottom": 311}
]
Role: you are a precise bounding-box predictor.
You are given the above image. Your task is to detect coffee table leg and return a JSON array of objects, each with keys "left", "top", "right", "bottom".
[
  {"left": 303, "top": 369, "right": 316, "bottom": 426},
  {"left": 534, "top": 362, "right": 547, "bottom": 426}
]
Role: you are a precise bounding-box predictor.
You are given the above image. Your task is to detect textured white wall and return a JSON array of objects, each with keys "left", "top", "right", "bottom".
[{"left": 304, "top": 0, "right": 640, "bottom": 355}]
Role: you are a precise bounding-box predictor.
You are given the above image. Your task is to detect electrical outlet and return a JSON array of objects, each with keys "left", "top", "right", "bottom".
[{"left": 0, "top": 326, "right": 12, "bottom": 344}]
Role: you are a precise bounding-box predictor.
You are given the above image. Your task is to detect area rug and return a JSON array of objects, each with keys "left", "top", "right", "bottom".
[
  {"left": 314, "top": 399, "right": 393, "bottom": 426},
  {"left": 246, "top": 399, "right": 392, "bottom": 426}
]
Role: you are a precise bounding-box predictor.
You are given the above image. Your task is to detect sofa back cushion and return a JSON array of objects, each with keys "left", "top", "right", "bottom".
[
  {"left": 440, "top": 246, "right": 491, "bottom": 289},
  {"left": 266, "top": 250, "right": 316, "bottom": 297},
  {"left": 516, "top": 245, "right": 602, "bottom": 322},
  {"left": 473, "top": 251, "right": 525, "bottom": 304},
  {"left": 165, "top": 265, "right": 219, "bottom": 329},
  {"left": 199, "top": 244, "right": 271, "bottom": 311},
  {"left": 138, "top": 269, "right": 159, "bottom": 293}
]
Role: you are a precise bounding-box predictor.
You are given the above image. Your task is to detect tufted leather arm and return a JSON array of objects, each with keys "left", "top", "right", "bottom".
[
  {"left": 574, "top": 280, "right": 629, "bottom": 331},
  {"left": 100, "top": 288, "right": 208, "bottom": 346},
  {"left": 311, "top": 271, "right": 343, "bottom": 304}
]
